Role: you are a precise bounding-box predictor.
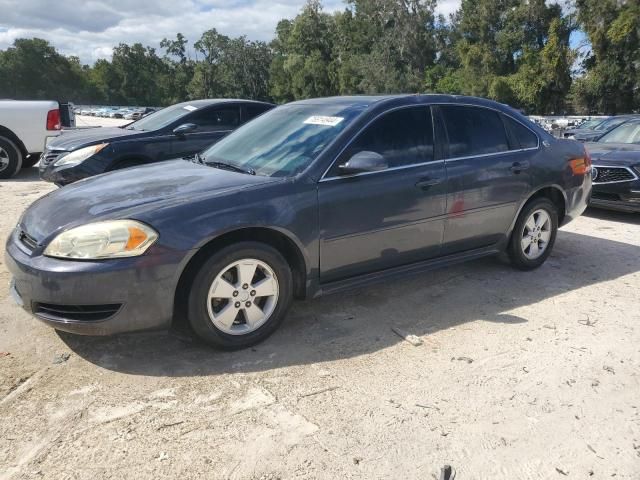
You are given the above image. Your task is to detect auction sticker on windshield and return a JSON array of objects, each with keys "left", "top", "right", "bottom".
[
  {"left": 183, "top": 105, "right": 198, "bottom": 111},
  {"left": 304, "top": 116, "right": 344, "bottom": 127}
]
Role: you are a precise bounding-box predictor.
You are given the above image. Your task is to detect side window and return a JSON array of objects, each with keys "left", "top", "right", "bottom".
[
  {"left": 243, "top": 104, "right": 271, "bottom": 123},
  {"left": 441, "top": 106, "right": 509, "bottom": 157},
  {"left": 333, "top": 106, "right": 433, "bottom": 174},
  {"left": 503, "top": 115, "right": 539, "bottom": 149},
  {"left": 187, "top": 107, "right": 240, "bottom": 132}
]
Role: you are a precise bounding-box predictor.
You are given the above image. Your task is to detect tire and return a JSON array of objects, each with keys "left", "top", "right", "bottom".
[
  {"left": 0, "top": 136, "right": 23, "bottom": 179},
  {"left": 508, "top": 197, "right": 558, "bottom": 270},
  {"left": 187, "top": 242, "right": 293, "bottom": 349},
  {"left": 22, "top": 153, "right": 42, "bottom": 169}
]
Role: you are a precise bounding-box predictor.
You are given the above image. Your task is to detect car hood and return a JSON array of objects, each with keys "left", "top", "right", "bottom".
[
  {"left": 574, "top": 131, "right": 602, "bottom": 141},
  {"left": 47, "top": 127, "right": 143, "bottom": 151},
  {"left": 20, "top": 160, "right": 277, "bottom": 242},
  {"left": 565, "top": 128, "right": 595, "bottom": 136},
  {"left": 586, "top": 142, "right": 640, "bottom": 167}
]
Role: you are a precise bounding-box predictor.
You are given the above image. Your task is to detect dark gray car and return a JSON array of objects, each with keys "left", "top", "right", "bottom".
[
  {"left": 568, "top": 115, "right": 640, "bottom": 142},
  {"left": 587, "top": 118, "right": 640, "bottom": 213},
  {"left": 6, "top": 95, "right": 591, "bottom": 349}
]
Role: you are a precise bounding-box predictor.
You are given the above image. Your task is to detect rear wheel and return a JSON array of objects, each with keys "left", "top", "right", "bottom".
[
  {"left": 508, "top": 198, "right": 558, "bottom": 270},
  {"left": 0, "top": 137, "right": 23, "bottom": 179},
  {"left": 187, "top": 242, "right": 293, "bottom": 349}
]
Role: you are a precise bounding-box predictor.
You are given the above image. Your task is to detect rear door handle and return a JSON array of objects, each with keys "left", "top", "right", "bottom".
[
  {"left": 510, "top": 161, "right": 530, "bottom": 174},
  {"left": 415, "top": 178, "right": 443, "bottom": 190}
]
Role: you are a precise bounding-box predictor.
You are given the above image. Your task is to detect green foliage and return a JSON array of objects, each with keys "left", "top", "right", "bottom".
[
  {"left": 571, "top": 0, "right": 639, "bottom": 114},
  {"left": 0, "top": 1, "right": 636, "bottom": 114}
]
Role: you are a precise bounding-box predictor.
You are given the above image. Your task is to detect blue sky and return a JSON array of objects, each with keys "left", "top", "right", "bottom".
[{"left": 0, "top": 0, "right": 586, "bottom": 65}]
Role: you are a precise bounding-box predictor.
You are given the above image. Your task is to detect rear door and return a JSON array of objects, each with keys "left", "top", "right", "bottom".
[
  {"left": 318, "top": 106, "right": 447, "bottom": 282},
  {"left": 172, "top": 105, "right": 241, "bottom": 157},
  {"left": 437, "top": 105, "right": 534, "bottom": 254}
]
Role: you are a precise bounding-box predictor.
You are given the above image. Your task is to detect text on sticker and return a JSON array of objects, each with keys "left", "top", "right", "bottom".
[{"left": 304, "top": 116, "right": 344, "bottom": 127}]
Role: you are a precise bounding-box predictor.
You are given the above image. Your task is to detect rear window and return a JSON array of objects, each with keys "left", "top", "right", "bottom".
[{"left": 441, "top": 106, "right": 509, "bottom": 158}]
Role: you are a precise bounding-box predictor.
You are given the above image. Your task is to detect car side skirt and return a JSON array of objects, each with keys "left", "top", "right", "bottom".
[{"left": 315, "top": 244, "right": 501, "bottom": 298}]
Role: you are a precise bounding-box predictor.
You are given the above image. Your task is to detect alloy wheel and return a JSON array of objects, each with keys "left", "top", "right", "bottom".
[
  {"left": 206, "top": 258, "right": 279, "bottom": 335},
  {"left": 520, "top": 209, "right": 552, "bottom": 260}
]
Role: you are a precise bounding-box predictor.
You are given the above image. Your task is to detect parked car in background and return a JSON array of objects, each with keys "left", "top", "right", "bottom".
[
  {"left": 0, "top": 100, "right": 62, "bottom": 178},
  {"left": 112, "top": 108, "right": 133, "bottom": 119},
  {"left": 7, "top": 95, "right": 591, "bottom": 349},
  {"left": 587, "top": 118, "right": 640, "bottom": 213},
  {"left": 124, "top": 107, "right": 157, "bottom": 121},
  {"left": 569, "top": 115, "right": 640, "bottom": 142},
  {"left": 39, "top": 99, "right": 274, "bottom": 185},
  {"left": 562, "top": 117, "right": 606, "bottom": 138}
]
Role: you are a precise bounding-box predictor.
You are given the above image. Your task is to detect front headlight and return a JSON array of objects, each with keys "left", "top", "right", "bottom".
[
  {"left": 44, "top": 220, "right": 158, "bottom": 259},
  {"left": 54, "top": 143, "right": 108, "bottom": 167}
]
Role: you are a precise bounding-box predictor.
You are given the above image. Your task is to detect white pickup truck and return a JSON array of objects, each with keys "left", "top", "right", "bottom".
[{"left": 0, "top": 100, "right": 63, "bottom": 179}]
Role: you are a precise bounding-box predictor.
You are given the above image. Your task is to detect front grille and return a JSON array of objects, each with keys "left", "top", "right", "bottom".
[
  {"left": 18, "top": 230, "right": 38, "bottom": 250},
  {"left": 592, "top": 166, "right": 637, "bottom": 184},
  {"left": 33, "top": 303, "right": 122, "bottom": 322},
  {"left": 40, "top": 149, "right": 65, "bottom": 166}
]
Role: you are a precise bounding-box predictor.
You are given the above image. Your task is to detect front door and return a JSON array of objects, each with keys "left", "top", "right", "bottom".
[
  {"left": 437, "top": 105, "right": 533, "bottom": 254},
  {"left": 318, "top": 106, "right": 447, "bottom": 283}
]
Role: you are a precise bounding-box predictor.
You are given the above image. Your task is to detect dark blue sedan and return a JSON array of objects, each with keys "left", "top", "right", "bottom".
[
  {"left": 6, "top": 95, "right": 591, "bottom": 349},
  {"left": 39, "top": 99, "right": 274, "bottom": 186}
]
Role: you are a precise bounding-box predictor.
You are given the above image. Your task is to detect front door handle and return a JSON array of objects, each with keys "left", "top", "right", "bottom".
[
  {"left": 415, "top": 178, "right": 443, "bottom": 190},
  {"left": 510, "top": 161, "right": 530, "bottom": 174}
]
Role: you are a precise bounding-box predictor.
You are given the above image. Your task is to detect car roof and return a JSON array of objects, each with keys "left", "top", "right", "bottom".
[
  {"left": 287, "top": 94, "right": 519, "bottom": 112},
  {"left": 173, "top": 99, "right": 274, "bottom": 108}
]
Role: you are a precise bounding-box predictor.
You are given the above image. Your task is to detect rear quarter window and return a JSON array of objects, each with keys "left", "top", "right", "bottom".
[{"left": 503, "top": 116, "right": 539, "bottom": 149}]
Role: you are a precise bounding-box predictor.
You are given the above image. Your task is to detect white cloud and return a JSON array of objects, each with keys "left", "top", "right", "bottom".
[{"left": 0, "top": 0, "right": 457, "bottom": 64}]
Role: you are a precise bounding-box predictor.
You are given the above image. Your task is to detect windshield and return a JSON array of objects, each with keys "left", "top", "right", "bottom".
[
  {"left": 599, "top": 121, "right": 640, "bottom": 144},
  {"left": 579, "top": 119, "right": 604, "bottom": 129},
  {"left": 126, "top": 104, "right": 189, "bottom": 131},
  {"left": 201, "top": 104, "right": 365, "bottom": 177},
  {"left": 595, "top": 117, "right": 628, "bottom": 131}
]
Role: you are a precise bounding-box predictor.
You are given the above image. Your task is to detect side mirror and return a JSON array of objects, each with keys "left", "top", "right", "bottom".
[
  {"left": 339, "top": 151, "right": 388, "bottom": 175},
  {"left": 173, "top": 123, "right": 198, "bottom": 135}
]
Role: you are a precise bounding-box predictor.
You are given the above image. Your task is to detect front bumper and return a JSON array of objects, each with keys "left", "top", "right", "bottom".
[
  {"left": 5, "top": 230, "right": 188, "bottom": 335},
  {"left": 39, "top": 161, "right": 93, "bottom": 186},
  {"left": 590, "top": 173, "right": 640, "bottom": 213}
]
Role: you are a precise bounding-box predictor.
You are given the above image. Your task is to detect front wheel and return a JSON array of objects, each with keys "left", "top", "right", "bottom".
[
  {"left": 508, "top": 198, "right": 558, "bottom": 270},
  {"left": 187, "top": 242, "right": 293, "bottom": 349}
]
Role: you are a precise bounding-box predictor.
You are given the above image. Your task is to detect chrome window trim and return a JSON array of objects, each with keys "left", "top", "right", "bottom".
[
  {"left": 592, "top": 165, "right": 639, "bottom": 185},
  {"left": 319, "top": 102, "right": 541, "bottom": 182},
  {"left": 319, "top": 159, "right": 446, "bottom": 183}
]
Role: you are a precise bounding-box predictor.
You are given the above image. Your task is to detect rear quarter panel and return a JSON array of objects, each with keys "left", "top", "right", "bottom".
[{"left": 0, "top": 100, "right": 60, "bottom": 153}]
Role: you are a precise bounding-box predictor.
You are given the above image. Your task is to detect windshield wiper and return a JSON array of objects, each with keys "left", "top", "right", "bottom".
[{"left": 208, "top": 160, "right": 255, "bottom": 175}]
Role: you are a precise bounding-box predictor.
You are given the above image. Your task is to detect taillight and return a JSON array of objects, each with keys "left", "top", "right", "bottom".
[
  {"left": 46, "top": 109, "right": 61, "bottom": 130},
  {"left": 569, "top": 147, "right": 591, "bottom": 176}
]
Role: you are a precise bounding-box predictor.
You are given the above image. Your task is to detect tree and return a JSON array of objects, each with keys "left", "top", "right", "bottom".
[{"left": 573, "top": 0, "right": 639, "bottom": 113}]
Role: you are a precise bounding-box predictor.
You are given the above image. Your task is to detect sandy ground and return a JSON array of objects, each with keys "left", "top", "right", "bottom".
[{"left": 1, "top": 165, "right": 639, "bottom": 479}]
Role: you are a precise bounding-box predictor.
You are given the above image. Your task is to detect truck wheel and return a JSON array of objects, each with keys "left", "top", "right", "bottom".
[
  {"left": 0, "top": 137, "right": 23, "bottom": 179},
  {"left": 22, "top": 153, "right": 42, "bottom": 169}
]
